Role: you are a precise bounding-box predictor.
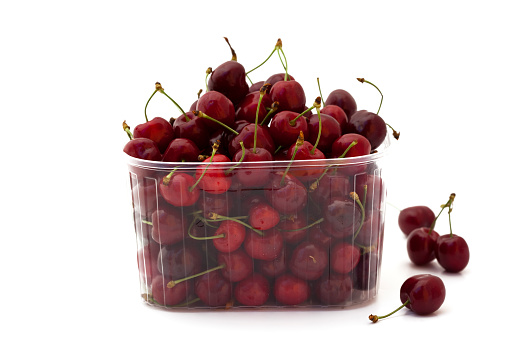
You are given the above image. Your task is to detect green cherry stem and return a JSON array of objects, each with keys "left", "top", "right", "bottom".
[
  {"left": 205, "top": 67, "right": 212, "bottom": 92},
  {"left": 351, "top": 192, "right": 366, "bottom": 240},
  {"left": 161, "top": 165, "right": 182, "bottom": 186},
  {"left": 226, "top": 141, "right": 245, "bottom": 174},
  {"left": 167, "top": 264, "right": 226, "bottom": 288},
  {"left": 278, "top": 218, "right": 324, "bottom": 232},
  {"left": 189, "top": 141, "right": 220, "bottom": 192},
  {"left": 123, "top": 121, "right": 133, "bottom": 140},
  {"left": 289, "top": 106, "right": 315, "bottom": 126},
  {"left": 246, "top": 38, "right": 282, "bottom": 75},
  {"left": 253, "top": 84, "right": 270, "bottom": 153},
  {"left": 281, "top": 131, "right": 304, "bottom": 186},
  {"left": 369, "top": 299, "right": 410, "bottom": 323},
  {"left": 317, "top": 78, "right": 325, "bottom": 107},
  {"left": 207, "top": 212, "right": 264, "bottom": 236},
  {"left": 260, "top": 101, "right": 279, "bottom": 125},
  {"left": 428, "top": 193, "right": 456, "bottom": 235},
  {"left": 156, "top": 82, "right": 189, "bottom": 121},
  {"left": 193, "top": 111, "right": 239, "bottom": 135},
  {"left": 144, "top": 88, "right": 158, "bottom": 122},
  {"left": 280, "top": 48, "right": 289, "bottom": 81},
  {"left": 311, "top": 97, "right": 322, "bottom": 154},
  {"left": 357, "top": 78, "right": 383, "bottom": 115},
  {"left": 187, "top": 220, "right": 225, "bottom": 241}
]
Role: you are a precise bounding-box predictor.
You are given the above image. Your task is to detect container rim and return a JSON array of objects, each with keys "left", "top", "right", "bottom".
[{"left": 125, "top": 132, "right": 391, "bottom": 170}]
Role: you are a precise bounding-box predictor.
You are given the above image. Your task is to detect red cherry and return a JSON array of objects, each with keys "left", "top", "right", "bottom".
[
  {"left": 150, "top": 206, "right": 187, "bottom": 246},
  {"left": 398, "top": 206, "right": 436, "bottom": 236},
  {"left": 324, "top": 89, "right": 357, "bottom": 120},
  {"left": 217, "top": 249, "right": 254, "bottom": 282},
  {"left": 172, "top": 112, "right": 210, "bottom": 150},
  {"left": 330, "top": 133, "right": 371, "bottom": 158},
  {"left": 265, "top": 72, "right": 295, "bottom": 86},
  {"left": 321, "top": 104, "right": 348, "bottom": 132},
  {"left": 235, "top": 91, "right": 272, "bottom": 123},
  {"left": 234, "top": 273, "right": 270, "bottom": 306},
  {"left": 277, "top": 212, "right": 309, "bottom": 245},
  {"left": 133, "top": 117, "right": 174, "bottom": 154},
  {"left": 269, "top": 80, "right": 306, "bottom": 113},
  {"left": 286, "top": 140, "right": 326, "bottom": 180},
  {"left": 229, "top": 123, "right": 276, "bottom": 156},
  {"left": 256, "top": 246, "right": 289, "bottom": 279},
  {"left": 194, "top": 270, "right": 232, "bottom": 307},
  {"left": 289, "top": 241, "right": 329, "bottom": 281},
  {"left": 196, "top": 91, "right": 235, "bottom": 131},
  {"left": 314, "top": 273, "right": 353, "bottom": 305},
  {"left": 307, "top": 113, "right": 341, "bottom": 155},
  {"left": 407, "top": 227, "right": 439, "bottom": 266},
  {"left": 159, "top": 172, "right": 199, "bottom": 207},
  {"left": 264, "top": 171, "right": 308, "bottom": 215},
  {"left": 195, "top": 152, "right": 232, "bottom": 195},
  {"left": 161, "top": 138, "right": 200, "bottom": 162},
  {"left": 347, "top": 110, "right": 387, "bottom": 150},
  {"left": 123, "top": 121, "right": 161, "bottom": 161},
  {"left": 248, "top": 202, "right": 280, "bottom": 231},
  {"left": 269, "top": 111, "right": 309, "bottom": 148},
  {"left": 212, "top": 220, "right": 246, "bottom": 253},
  {"left": 157, "top": 243, "right": 203, "bottom": 280},
  {"left": 244, "top": 228, "right": 283, "bottom": 261},
  {"left": 151, "top": 275, "right": 192, "bottom": 306},
  {"left": 435, "top": 234, "right": 469, "bottom": 273},
  {"left": 331, "top": 242, "right": 361, "bottom": 274},
  {"left": 274, "top": 273, "right": 310, "bottom": 305}
]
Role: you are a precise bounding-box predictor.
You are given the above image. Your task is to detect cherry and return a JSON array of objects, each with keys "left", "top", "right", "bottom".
[
  {"left": 196, "top": 90, "right": 236, "bottom": 131},
  {"left": 266, "top": 73, "right": 295, "bottom": 87},
  {"left": 248, "top": 201, "right": 280, "bottom": 231},
  {"left": 322, "top": 193, "right": 364, "bottom": 239},
  {"left": 159, "top": 170, "right": 199, "bottom": 207},
  {"left": 309, "top": 172, "right": 351, "bottom": 206},
  {"left": 172, "top": 112, "right": 210, "bottom": 150},
  {"left": 331, "top": 242, "right": 361, "bottom": 274},
  {"left": 269, "top": 110, "right": 309, "bottom": 148},
  {"left": 194, "top": 269, "right": 232, "bottom": 307},
  {"left": 314, "top": 273, "right": 353, "bottom": 305},
  {"left": 256, "top": 246, "right": 289, "bottom": 279},
  {"left": 161, "top": 138, "right": 200, "bottom": 162},
  {"left": 269, "top": 80, "right": 306, "bottom": 113},
  {"left": 307, "top": 113, "right": 341, "bottom": 155},
  {"left": 194, "top": 142, "right": 232, "bottom": 194},
  {"left": 188, "top": 88, "right": 202, "bottom": 112},
  {"left": 277, "top": 212, "right": 309, "bottom": 245},
  {"left": 249, "top": 81, "right": 265, "bottom": 93},
  {"left": 354, "top": 173, "right": 383, "bottom": 211},
  {"left": 264, "top": 171, "right": 307, "bottom": 216},
  {"left": 289, "top": 241, "right": 329, "bottom": 281},
  {"left": 131, "top": 178, "right": 158, "bottom": 220},
  {"left": 137, "top": 240, "right": 160, "bottom": 286},
  {"left": 211, "top": 219, "right": 246, "bottom": 253},
  {"left": 369, "top": 274, "right": 446, "bottom": 322},
  {"left": 150, "top": 275, "right": 192, "bottom": 306},
  {"left": 321, "top": 105, "right": 348, "bottom": 132},
  {"left": 235, "top": 91, "right": 272, "bottom": 123},
  {"left": 157, "top": 243, "right": 203, "bottom": 280},
  {"left": 133, "top": 116, "right": 174, "bottom": 154},
  {"left": 149, "top": 205, "right": 187, "bottom": 246},
  {"left": 244, "top": 228, "right": 283, "bottom": 261},
  {"left": 228, "top": 123, "right": 275, "bottom": 156},
  {"left": 274, "top": 273, "right": 310, "bottom": 305},
  {"left": 196, "top": 192, "right": 235, "bottom": 218},
  {"left": 435, "top": 193, "right": 469, "bottom": 272},
  {"left": 330, "top": 133, "right": 371, "bottom": 159},
  {"left": 354, "top": 211, "right": 381, "bottom": 248},
  {"left": 324, "top": 89, "right": 357, "bottom": 120},
  {"left": 308, "top": 224, "right": 334, "bottom": 249},
  {"left": 286, "top": 133, "right": 326, "bottom": 180},
  {"left": 352, "top": 251, "right": 379, "bottom": 291},
  {"left": 217, "top": 249, "right": 254, "bottom": 282},
  {"left": 234, "top": 273, "right": 270, "bottom": 306},
  {"left": 207, "top": 37, "right": 249, "bottom": 107},
  {"left": 123, "top": 121, "right": 162, "bottom": 161},
  {"left": 398, "top": 206, "right": 436, "bottom": 236}
]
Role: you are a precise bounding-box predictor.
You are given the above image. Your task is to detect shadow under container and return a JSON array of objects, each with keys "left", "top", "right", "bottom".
[{"left": 127, "top": 138, "right": 389, "bottom": 310}]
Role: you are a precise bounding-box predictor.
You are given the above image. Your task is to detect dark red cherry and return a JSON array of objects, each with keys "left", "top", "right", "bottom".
[
  {"left": 370, "top": 274, "right": 446, "bottom": 322},
  {"left": 137, "top": 240, "right": 160, "bottom": 286},
  {"left": 234, "top": 273, "right": 270, "bottom": 306},
  {"left": 355, "top": 173, "right": 384, "bottom": 211},
  {"left": 331, "top": 242, "right": 361, "bottom": 274},
  {"left": 132, "top": 178, "right": 158, "bottom": 220},
  {"left": 195, "top": 153, "right": 232, "bottom": 195},
  {"left": 398, "top": 206, "right": 436, "bottom": 236},
  {"left": 309, "top": 172, "right": 351, "bottom": 206},
  {"left": 286, "top": 140, "right": 326, "bottom": 180},
  {"left": 307, "top": 113, "right": 341, "bottom": 155},
  {"left": 173, "top": 112, "right": 210, "bottom": 150},
  {"left": 159, "top": 172, "right": 199, "bottom": 207},
  {"left": 354, "top": 212, "right": 381, "bottom": 248},
  {"left": 123, "top": 137, "right": 162, "bottom": 161},
  {"left": 229, "top": 123, "right": 275, "bottom": 156},
  {"left": 197, "top": 192, "right": 235, "bottom": 218},
  {"left": 235, "top": 91, "right": 272, "bottom": 123},
  {"left": 274, "top": 273, "right": 310, "bottom": 305},
  {"left": 256, "top": 246, "right": 289, "bottom": 279},
  {"left": 407, "top": 227, "right": 439, "bottom": 266},
  {"left": 249, "top": 81, "right": 265, "bottom": 93},
  {"left": 157, "top": 243, "right": 203, "bottom": 280},
  {"left": 348, "top": 110, "right": 387, "bottom": 150},
  {"left": 277, "top": 212, "right": 308, "bottom": 245},
  {"left": 217, "top": 249, "right": 254, "bottom": 282},
  {"left": 323, "top": 197, "right": 362, "bottom": 239},
  {"left": 321, "top": 104, "right": 348, "bottom": 132},
  {"left": 248, "top": 202, "right": 280, "bottom": 231},
  {"left": 435, "top": 234, "right": 469, "bottom": 273},
  {"left": 289, "top": 241, "right": 328, "bottom": 281},
  {"left": 150, "top": 206, "right": 188, "bottom": 246},
  {"left": 330, "top": 133, "right": 371, "bottom": 158},
  {"left": 194, "top": 270, "right": 232, "bottom": 307},
  {"left": 133, "top": 117, "right": 174, "bottom": 154},
  {"left": 264, "top": 171, "right": 307, "bottom": 215},
  {"left": 352, "top": 251, "right": 379, "bottom": 291},
  {"left": 269, "top": 80, "right": 306, "bottom": 113},
  {"left": 161, "top": 138, "right": 200, "bottom": 162},
  {"left": 308, "top": 224, "right": 334, "bottom": 249},
  {"left": 212, "top": 220, "right": 246, "bottom": 253},
  {"left": 151, "top": 275, "right": 192, "bottom": 306},
  {"left": 244, "top": 228, "right": 283, "bottom": 261},
  {"left": 196, "top": 91, "right": 235, "bottom": 131},
  {"left": 265, "top": 73, "right": 295, "bottom": 87},
  {"left": 233, "top": 146, "right": 273, "bottom": 188},
  {"left": 314, "top": 273, "right": 353, "bottom": 305},
  {"left": 269, "top": 111, "right": 309, "bottom": 148},
  {"left": 325, "top": 89, "right": 357, "bottom": 120}
]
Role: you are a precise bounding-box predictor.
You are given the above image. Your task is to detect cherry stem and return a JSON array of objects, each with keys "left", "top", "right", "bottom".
[
  {"left": 142, "top": 220, "right": 153, "bottom": 225},
  {"left": 428, "top": 193, "right": 455, "bottom": 235},
  {"left": 207, "top": 213, "right": 264, "bottom": 236},
  {"left": 317, "top": 78, "right": 325, "bottom": 107},
  {"left": 197, "top": 89, "right": 203, "bottom": 99},
  {"left": 281, "top": 131, "right": 304, "bottom": 186},
  {"left": 156, "top": 82, "right": 189, "bottom": 121},
  {"left": 187, "top": 220, "right": 225, "bottom": 241},
  {"left": 167, "top": 264, "right": 226, "bottom": 288},
  {"left": 278, "top": 218, "right": 324, "bottom": 232},
  {"left": 123, "top": 121, "right": 133, "bottom": 140},
  {"left": 357, "top": 78, "right": 383, "bottom": 115},
  {"left": 205, "top": 67, "right": 212, "bottom": 92},
  {"left": 226, "top": 141, "right": 245, "bottom": 174},
  {"left": 311, "top": 97, "right": 322, "bottom": 154},
  {"left": 246, "top": 47, "right": 277, "bottom": 75},
  {"left": 193, "top": 111, "right": 239, "bottom": 135},
  {"left": 246, "top": 74, "right": 253, "bottom": 86},
  {"left": 224, "top": 37, "right": 237, "bottom": 61},
  {"left": 289, "top": 106, "right": 314, "bottom": 126},
  {"left": 369, "top": 299, "right": 410, "bottom": 323},
  {"left": 362, "top": 184, "right": 368, "bottom": 209},
  {"left": 143, "top": 293, "right": 201, "bottom": 308},
  {"left": 190, "top": 141, "right": 220, "bottom": 192},
  {"left": 386, "top": 123, "right": 400, "bottom": 140},
  {"left": 253, "top": 85, "right": 269, "bottom": 153},
  {"left": 351, "top": 192, "right": 366, "bottom": 240},
  {"left": 144, "top": 89, "right": 158, "bottom": 122},
  {"left": 261, "top": 101, "right": 279, "bottom": 125},
  {"left": 162, "top": 166, "right": 181, "bottom": 186},
  {"left": 280, "top": 48, "right": 289, "bottom": 81}
]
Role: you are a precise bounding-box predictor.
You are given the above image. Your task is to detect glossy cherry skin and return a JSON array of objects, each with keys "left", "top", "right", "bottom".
[
  {"left": 157, "top": 243, "right": 203, "bottom": 280},
  {"left": 150, "top": 206, "right": 187, "bottom": 245},
  {"left": 274, "top": 273, "right": 310, "bottom": 305},
  {"left": 265, "top": 73, "right": 295, "bottom": 87},
  {"left": 124, "top": 138, "right": 162, "bottom": 161},
  {"left": 307, "top": 113, "right": 342, "bottom": 155},
  {"left": 308, "top": 225, "right": 334, "bottom": 249},
  {"left": 133, "top": 117, "right": 174, "bottom": 154},
  {"left": 322, "top": 197, "right": 362, "bottom": 239},
  {"left": 348, "top": 110, "right": 387, "bottom": 150},
  {"left": 286, "top": 140, "right": 326, "bottom": 180},
  {"left": 151, "top": 275, "right": 192, "bottom": 306},
  {"left": 249, "top": 81, "right": 265, "bottom": 93},
  {"left": 277, "top": 212, "right": 308, "bottom": 245},
  {"left": 229, "top": 123, "right": 276, "bottom": 156},
  {"left": 321, "top": 105, "right": 348, "bottom": 132},
  {"left": 173, "top": 112, "right": 210, "bottom": 150},
  {"left": 232, "top": 147, "right": 273, "bottom": 188},
  {"left": 195, "top": 154, "right": 232, "bottom": 195},
  {"left": 309, "top": 172, "right": 351, "bottom": 205},
  {"left": 194, "top": 270, "right": 232, "bottom": 307},
  {"left": 407, "top": 227, "right": 439, "bottom": 266},
  {"left": 212, "top": 220, "right": 246, "bottom": 253},
  {"left": 398, "top": 206, "right": 436, "bottom": 236},
  {"left": 256, "top": 246, "right": 289, "bottom": 279},
  {"left": 269, "top": 80, "right": 306, "bottom": 113},
  {"left": 331, "top": 242, "right": 361, "bottom": 274},
  {"left": 161, "top": 138, "right": 200, "bottom": 162},
  {"left": 217, "top": 249, "right": 254, "bottom": 282},
  {"left": 269, "top": 111, "right": 309, "bottom": 148},
  {"left": 234, "top": 273, "right": 270, "bottom": 306},
  {"left": 196, "top": 91, "right": 236, "bottom": 131},
  {"left": 244, "top": 228, "right": 283, "bottom": 261},
  {"left": 325, "top": 89, "right": 357, "bottom": 120},
  {"left": 289, "top": 241, "right": 329, "bottom": 281},
  {"left": 330, "top": 133, "right": 371, "bottom": 158},
  {"left": 435, "top": 234, "right": 469, "bottom": 272},
  {"left": 248, "top": 201, "right": 280, "bottom": 231},
  {"left": 235, "top": 91, "right": 272, "bottom": 123},
  {"left": 400, "top": 274, "right": 446, "bottom": 315},
  {"left": 314, "top": 273, "right": 353, "bottom": 305},
  {"left": 264, "top": 172, "right": 308, "bottom": 215},
  {"left": 208, "top": 60, "right": 249, "bottom": 107},
  {"left": 159, "top": 172, "right": 199, "bottom": 207}
]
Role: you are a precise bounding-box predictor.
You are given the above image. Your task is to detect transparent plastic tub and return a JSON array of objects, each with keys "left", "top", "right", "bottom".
[{"left": 127, "top": 136, "right": 389, "bottom": 310}]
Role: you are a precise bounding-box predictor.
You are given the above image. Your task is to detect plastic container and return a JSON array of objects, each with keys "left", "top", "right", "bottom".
[{"left": 127, "top": 136, "right": 389, "bottom": 310}]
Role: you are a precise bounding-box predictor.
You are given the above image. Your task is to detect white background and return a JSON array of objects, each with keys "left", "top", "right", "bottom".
[{"left": 1, "top": 0, "right": 508, "bottom": 337}]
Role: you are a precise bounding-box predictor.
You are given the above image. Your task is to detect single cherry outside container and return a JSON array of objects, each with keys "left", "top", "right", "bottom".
[{"left": 126, "top": 136, "right": 390, "bottom": 310}]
